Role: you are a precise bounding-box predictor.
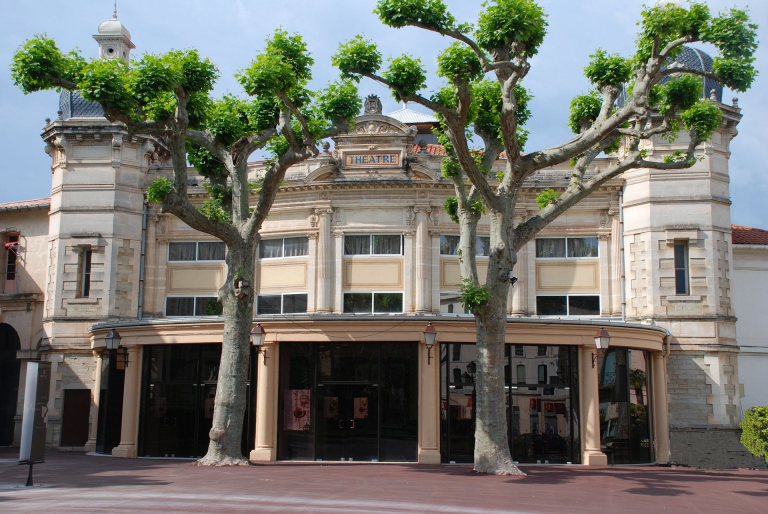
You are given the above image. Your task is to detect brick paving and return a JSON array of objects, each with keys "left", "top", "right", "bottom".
[{"left": 0, "top": 449, "right": 766, "bottom": 513}]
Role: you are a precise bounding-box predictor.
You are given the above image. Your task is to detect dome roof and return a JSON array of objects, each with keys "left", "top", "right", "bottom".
[
  {"left": 659, "top": 46, "right": 722, "bottom": 102},
  {"left": 58, "top": 90, "right": 104, "bottom": 120},
  {"left": 98, "top": 17, "right": 131, "bottom": 39}
]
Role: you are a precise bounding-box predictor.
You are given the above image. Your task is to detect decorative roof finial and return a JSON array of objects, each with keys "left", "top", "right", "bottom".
[
  {"left": 113, "top": 0, "right": 118, "bottom": 20},
  {"left": 364, "top": 94, "right": 383, "bottom": 115}
]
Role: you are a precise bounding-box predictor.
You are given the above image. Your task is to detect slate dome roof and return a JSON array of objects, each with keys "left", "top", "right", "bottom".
[
  {"left": 659, "top": 46, "right": 722, "bottom": 102},
  {"left": 58, "top": 90, "right": 104, "bottom": 120}
]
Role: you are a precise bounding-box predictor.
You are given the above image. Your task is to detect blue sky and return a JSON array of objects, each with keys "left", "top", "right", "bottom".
[{"left": 1, "top": 0, "right": 765, "bottom": 227}]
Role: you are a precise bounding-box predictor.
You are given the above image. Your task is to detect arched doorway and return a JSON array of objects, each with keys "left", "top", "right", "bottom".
[{"left": 0, "top": 323, "right": 21, "bottom": 446}]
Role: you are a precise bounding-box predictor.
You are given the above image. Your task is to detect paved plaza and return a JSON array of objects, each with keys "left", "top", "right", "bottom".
[{"left": 0, "top": 449, "right": 766, "bottom": 513}]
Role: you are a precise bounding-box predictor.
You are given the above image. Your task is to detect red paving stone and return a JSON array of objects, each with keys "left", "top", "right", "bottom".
[{"left": 1, "top": 449, "right": 767, "bottom": 513}]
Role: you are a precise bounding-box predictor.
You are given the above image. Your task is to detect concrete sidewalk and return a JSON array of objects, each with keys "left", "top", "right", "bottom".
[{"left": 1, "top": 449, "right": 766, "bottom": 513}]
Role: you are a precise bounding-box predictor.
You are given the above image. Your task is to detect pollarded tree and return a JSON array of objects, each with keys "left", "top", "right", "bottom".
[
  {"left": 334, "top": 0, "right": 758, "bottom": 474},
  {"left": 12, "top": 30, "right": 361, "bottom": 466}
]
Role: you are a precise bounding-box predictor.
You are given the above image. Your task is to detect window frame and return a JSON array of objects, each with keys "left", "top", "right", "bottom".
[
  {"left": 81, "top": 249, "right": 93, "bottom": 298},
  {"left": 534, "top": 236, "right": 600, "bottom": 260},
  {"left": 439, "top": 234, "right": 492, "bottom": 257},
  {"left": 258, "top": 236, "right": 310, "bottom": 260},
  {"left": 164, "top": 295, "right": 223, "bottom": 317},
  {"left": 439, "top": 291, "right": 473, "bottom": 315},
  {"left": 342, "top": 291, "right": 404, "bottom": 314},
  {"left": 167, "top": 240, "right": 226, "bottom": 262},
  {"left": 535, "top": 294, "right": 601, "bottom": 317},
  {"left": 673, "top": 241, "right": 689, "bottom": 295},
  {"left": 343, "top": 234, "right": 403, "bottom": 257},
  {"left": 4, "top": 234, "right": 19, "bottom": 282},
  {"left": 255, "top": 292, "right": 309, "bottom": 315},
  {"left": 538, "top": 364, "right": 548, "bottom": 385}
]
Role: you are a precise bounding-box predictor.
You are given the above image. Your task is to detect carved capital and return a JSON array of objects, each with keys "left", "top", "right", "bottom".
[
  {"left": 597, "top": 233, "right": 611, "bottom": 241},
  {"left": 332, "top": 229, "right": 344, "bottom": 238},
  {"left": 306, "top": 232, "right": 319, "bottom": 240},
  {"left": 428, "top": 230, "right": 442, "bottom": 239},
  {"left": 403, "top": 230, "right": 416, "bottom": 239}
]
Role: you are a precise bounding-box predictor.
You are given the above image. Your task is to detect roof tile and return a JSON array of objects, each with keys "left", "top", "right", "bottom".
[
  {"left": 0, "top": 197, "right": 51, "bottom": 212},
  {"left": 731, "top": 224, "right": 768, "bottom": 245}
]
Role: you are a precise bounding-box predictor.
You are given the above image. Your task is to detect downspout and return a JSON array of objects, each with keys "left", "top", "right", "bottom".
[
  {"left": 137, "top": 197, "right": 147, "bottom": 320},
  {"left": 619, "top": 185, "right": 626, "bottom": 321}
]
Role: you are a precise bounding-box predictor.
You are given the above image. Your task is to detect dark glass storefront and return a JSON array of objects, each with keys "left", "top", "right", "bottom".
[
  {"left": 95, "top": 352, "right": 125, "bottom": 454},
  {"left": 278, "top": 342, "right": 418, "bottom": 462},
  {"left": 597, "top": 348, "right": 653, "bottom": 464},
  {"left": 440, "top": 344, "right": 580, "bottom": 464},
  {"left": 138, "top": 344, "right": 256, "bottom": 458}
]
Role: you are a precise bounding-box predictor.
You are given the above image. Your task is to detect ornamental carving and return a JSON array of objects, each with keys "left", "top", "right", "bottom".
[
  {"left": 355, "top": 122, "right": 399, "bottom": 135},
  {"left": 332, "top": 208, "right": 343, "bottom": 226},
  {"left": 405, "top": 208, "right": 415, "bottom": 226},
  {"left": 429, "top": 208, "right": 440, "bottom": 226},
  {"left": 364, "top": 94, "right": 383, "bottom": 115},
  {"left": 599, "top": 210, "right": 609, "bottom": 229}
]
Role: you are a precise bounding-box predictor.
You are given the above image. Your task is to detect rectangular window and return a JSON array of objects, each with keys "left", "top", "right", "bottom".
[
  {"left": 259, "top": 237, "right": 309, "bottom": 260},
  {"left": 5, "top": 235, "right": 19, "bottom": 292},
  {"left": 343, "top": 292, "right": 403, "bottom": 314},
  {"left": 674, "top": 242, "right": 689, "bottom": 295},
  {"left": 82, "top": 250, "right": 93, "bottom": 298},
  {"left": 536, "top": 295, "right": 600, "bottom": 316},
  {"left": 537, "top": 345, "right": 547, "bottom": 356},
  {"left": 344, "top": 235, "right": 402, "bottom": 256},
  {"left": 516, "top": 364, "right": 526, "bottom": 384},
  {"left": 440, "top": 235, "right": 492, "bottom": 256},
  {"left": 257, "top": 293, "right": 308, "bottom": 314},
  {"left": 536, "top": 237, "right": 599, "bottom": 259},
  {"left": 515, "top": 345, "right": 524, "bottom": 357},
  {"left": 169, "top": 241, "right": 226, "bottom": 262},
  {"left": 538, "top": 364, "right": 547, "bottom": 384},
  {"left": 165, "top": 296, "right": 222, "bottom": 317}
]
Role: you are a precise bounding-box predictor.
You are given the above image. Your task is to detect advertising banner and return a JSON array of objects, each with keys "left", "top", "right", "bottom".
[{"left": 19, "top": 361, "right": 51, "bottom": 465}]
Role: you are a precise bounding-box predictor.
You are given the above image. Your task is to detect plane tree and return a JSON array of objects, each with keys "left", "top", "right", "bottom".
[
  {"left": 333, "top": 0, "right": 758, "bottom": 474},
  {"left": 11, "top": 29, "right": 361, "bottom": 466}
]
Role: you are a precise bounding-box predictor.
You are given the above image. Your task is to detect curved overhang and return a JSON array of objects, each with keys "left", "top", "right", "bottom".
[{"left": 89, "top": 315, "right": 667, "bottom": 353}]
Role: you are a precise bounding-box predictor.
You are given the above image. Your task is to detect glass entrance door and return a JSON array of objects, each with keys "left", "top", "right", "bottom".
[{"left": 317, "top": 383, "right": 379, "bottom": 461}]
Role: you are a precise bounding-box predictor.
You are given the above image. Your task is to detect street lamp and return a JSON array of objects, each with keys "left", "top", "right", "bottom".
[
  {"left": 592, "top": 327, "right": 611, "bottom": 368},
  {"left": 104, "top": 329, "right": 128, "bottom": 367},
  {"left": 423, "top": 322, "right": 437, "bottom": 365},
  {"left": 251, "top": 323, "right": 267, "bottom": 363}
]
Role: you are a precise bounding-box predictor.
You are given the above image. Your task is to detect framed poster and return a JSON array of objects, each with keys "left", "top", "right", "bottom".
[{"left": 284, "top": 389, "right": 311, "bottom": 431}]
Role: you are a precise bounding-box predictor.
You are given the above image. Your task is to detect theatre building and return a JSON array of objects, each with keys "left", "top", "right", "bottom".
[{"left": 0, "top": 14, "right": 763, "bottom": 468}]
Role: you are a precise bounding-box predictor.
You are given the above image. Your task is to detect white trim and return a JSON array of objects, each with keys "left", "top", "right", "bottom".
[
  {"left": 438, "top": 234, "right": 492, "bottom": 258},
  {"left": 258, "top": 236, "right": 310, "bottom": 261},
  {"left": 534, "top": 236, "right": 600, "bottom": 260},
  {"left": 164, "top": 295, "right": 221, "bottom": 317},
  {"left": 343, "top": 234, "right": 403, "bottom": 257},
  {"left": 535, "top": 293, "right": 601, "bottom": 317},
  {"left": 168, "top": 240, "right": 226, "bottom": 262},
  {"left": 255, "top": 292, "right": 309, "bottom": 315}
]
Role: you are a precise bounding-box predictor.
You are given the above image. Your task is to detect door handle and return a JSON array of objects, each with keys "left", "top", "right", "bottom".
[{"left": 350, "top": 420, "right": 355, "bottom": 429}]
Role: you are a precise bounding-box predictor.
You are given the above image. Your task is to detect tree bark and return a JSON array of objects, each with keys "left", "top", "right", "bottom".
[
  {"left": 471, "top": 209, "right": 524, "bottom": 475},
  {"left": 197, "top": 237, "right": 256, "bottom": 466}
]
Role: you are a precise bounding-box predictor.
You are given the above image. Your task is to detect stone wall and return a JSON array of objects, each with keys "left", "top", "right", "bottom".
[
  {"left": 46, "top": 351, "right": 97, "bottom": 448},
  {"left": 670, "top": 427, "right": 761, "bottom": 468},
  {"left": 667, "top": 352, "right": 712, "bottom": 427}
]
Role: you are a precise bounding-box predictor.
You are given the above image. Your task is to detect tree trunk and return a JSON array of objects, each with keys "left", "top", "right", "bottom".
[
  {"left": 197, "top": 238, "right": 256, "bottom": 466},
  {"left": 472, "top": 209, "right": 524, "bottom": 475}
]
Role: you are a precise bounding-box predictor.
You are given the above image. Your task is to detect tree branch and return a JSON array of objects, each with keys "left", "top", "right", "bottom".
[
  {"left": 277, "top": 93, "right": 316, "bottom": 154},
  {"left": 359, "top": 72, "right": 446, "bottom": 115}
]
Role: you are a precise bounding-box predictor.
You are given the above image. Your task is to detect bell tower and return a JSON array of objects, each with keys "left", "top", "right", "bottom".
[{"left": 93, "top": 4, "right": 135, "bottom": 62}]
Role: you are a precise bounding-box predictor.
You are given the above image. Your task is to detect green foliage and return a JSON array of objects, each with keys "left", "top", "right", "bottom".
[
  {"left": 237, "top": 29, "right": 313, "bottom": 96},
  {"left": 202, "top": 297, "right": 224, "bottom": 316},
  {"left": 568, "top": 90, "right": 602, "bottom": 134},
  {"left": 444, "top": 197, "right": 460, "bottom": 223},
  {"left": 147, "top": 177, "right": 172, "bottom": 203},
  {"left": 739, "top": 406, "right": 768, "bottom": 460},
  {"left": 458, "top": 278, "right": 491, "bottom": 312},
  {"left": 472, "top": 80, "right": 532, "bottom": 149},
  {"left": 187, "top": 143, "right": 226, "bottom": 178},
  {"left": 711, "top": 56, "right": 758, "bottom": 93},
  {"left": 680, "top": 98, "right": 723, "bottom": 141},
  {"left": 536, "top": 188, "right": 559, "bottom": 209},
  {"left": 332, "top": 35, "right": 382, "bottom": 80},
  {"left": 662, "top": 150, "right": 692, "bottom": 165},
  {"left": 437, "top": 43, "right": 483, "bottom": 83},
  {"left": 11, "top": 35, "right": 85, "bottom": 93},
  {"left": 199, "top": 182, "right": 233, "bottom": 223},
  {"left": 77, "top": 58, "right": 135, "bottom": 114},
  {"left": 634, "top": 3, "right": 710, "bottom": 64},
  {"left": 375, "top": 0, "right": 456, "bottom": 33},
  {"left": 382, "top": 55, "right": 427, "bottom": 101},
  {"left": 314, "top": 80, "right": 362, "bottom": 123},
  {"left": 656, "top": 74, "right": 701, "bottom": 116},
  {"left": 475, "top": 0, "right": 548, "bottom": 56},
  {"left": 702, "top": 8, "right": 758, "bottom": 60},
  {"left": 442, "top": 157, "right": 463, "bottom": 180},
  {"left": 584, "top": 49, "right": 632, "bottom": 89}
]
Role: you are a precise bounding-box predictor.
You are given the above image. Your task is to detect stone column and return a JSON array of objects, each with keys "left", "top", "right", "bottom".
[
  {"left": 418, "top": 340, "right": 441, "bottom": 463},
  {"left": 430, "top": 231, "right": 441, "bottom": 313},
  {"left": 403, "top": 231, "right": 415, "bottom": 312},
  {"left": 112, "top": 347, "right": 142, "bottom": 458},
  {"left": 580, "top": 345, "right": 608, "bottom": 465},
  {"left": 315, "top": 208, "right": 333, "bottom": 313},
  {"left": 333, "top": 230, "right": 344, "bottom": 313},
  {"left": 306, "top": 233, "right": 318, "bottom": 312},
  {"left": 652, "top": 352, "right": 670, "bottom": 464},
  {"left": 83, "top": 350, "right": 102, "bottom": 452},
  {"left": 610, "top": 211, "right": 622, "bottom": 317},
  {"left": 598, "top": 233, "right": 611, "bottom": 317},
  {"left": 414, "top": 207, "right": 431, "bottom": 313},
  {"left": 250, "top": 342, "right": 280, "bottom": 461}
]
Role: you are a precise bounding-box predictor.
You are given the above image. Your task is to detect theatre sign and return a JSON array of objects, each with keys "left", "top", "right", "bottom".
[{"left": 343, "top": 152, "right": 401, "bottom": 167}]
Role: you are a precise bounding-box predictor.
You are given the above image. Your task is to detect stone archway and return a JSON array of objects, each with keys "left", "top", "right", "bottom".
[{"left": 0, "top": 323, "right": 21, "bottom": 446}]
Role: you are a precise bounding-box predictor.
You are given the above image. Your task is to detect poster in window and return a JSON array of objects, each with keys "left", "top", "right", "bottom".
[
  {"left": 354, "top": 397, "right": 368, "bottom": 419},
  {"left": 284, "top": 389, "right": 311, "bottom": 431},
  {"left": 555, "top": 402, "right": 566, "bottom": 415},
  {"left": 324, "top": 396, "right": 339, "bottom": 420}
]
